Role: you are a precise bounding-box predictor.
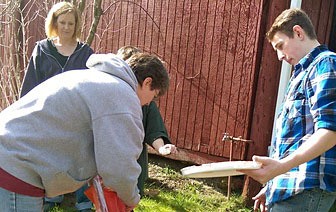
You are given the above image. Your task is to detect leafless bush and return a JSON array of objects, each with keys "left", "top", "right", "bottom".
[
  {"left": 0, "top": 0, "right": 51, "bottom": 110},
  {"left": 0, "top": 1, "right": 22, "bottom": 110},
  {"left": 0, "top": 0, "right": 162, "bottom": 111},
  {"left": 0, "top": 0, "right": 102, "bottom": 111}
]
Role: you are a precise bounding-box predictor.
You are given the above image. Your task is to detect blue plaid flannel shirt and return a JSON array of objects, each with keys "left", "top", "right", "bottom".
[{"left": 266, "top": 45, "right": 336, "bottom": 205}]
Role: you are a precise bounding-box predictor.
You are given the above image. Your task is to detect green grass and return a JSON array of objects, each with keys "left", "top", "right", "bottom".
[
  {"left": 136, "top": 190, "right": 250, "bottom": 212},
  {"left": 134, "top": 158, "right": 251, "bottom": 212},
  {"left": 51, "top": 155, "right": 252, "bottom": 211},
  {"left": 48, "top": 155, "right": 336, "bottom": 212}
]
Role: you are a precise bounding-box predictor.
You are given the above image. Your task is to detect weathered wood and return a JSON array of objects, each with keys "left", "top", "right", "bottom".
[
  {"left": 15, "top": 1, "right": 336, "bottom": 206},
  {"left": 148, "top": 145, "right": 228, "bottom": 164},
  {"left": 244, "top": 0, "right": 290, "bottom": 206},
  {"left": 301, "top": 0, "right": 335, "bottom": 45},
  {"left": 98, "top": 0, "right": 260, "bottom": 162}
]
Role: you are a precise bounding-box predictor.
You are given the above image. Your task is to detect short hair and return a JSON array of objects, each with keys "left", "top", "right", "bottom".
[
  {"left": 117, "top": 46, "right": 142, "bottom": 60},
  {"left": 266, "top": 8, "right": 317, "bottom": 41},
  {"left": 45, "top": 2, "right": 81, "bottom": 40},
  {"left": 127, "top": 53, "right": 169, "bottom": 97}
]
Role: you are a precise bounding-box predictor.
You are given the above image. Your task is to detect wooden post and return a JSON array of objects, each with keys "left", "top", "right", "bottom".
[{"left": 222, "top": 133, "right": 253, "bottom": 200}]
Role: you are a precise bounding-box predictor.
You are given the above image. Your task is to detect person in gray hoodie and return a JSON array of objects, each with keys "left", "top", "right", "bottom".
[{"left": 0, "top": 52, "right": 169, "bottom": 212}]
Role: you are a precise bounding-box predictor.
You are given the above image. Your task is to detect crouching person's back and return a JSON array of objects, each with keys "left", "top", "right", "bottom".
[{"left": 0, "top": 52, "right": 169, "bottom": 212}]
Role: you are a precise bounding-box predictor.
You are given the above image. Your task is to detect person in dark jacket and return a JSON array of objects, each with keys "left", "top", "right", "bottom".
[
  {"left": 20, "top": 1, "right": 94, "bottom": 97},
  {"left": 19, "top": 2, "right": 94, "bottom": 211},
  {"left": 117, "top": 46, "right": 177, "bottom": 197}
]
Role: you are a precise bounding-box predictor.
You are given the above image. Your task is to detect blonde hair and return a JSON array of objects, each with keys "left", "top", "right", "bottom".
[{"left": 45, "top": 2, "right": 81, "bottom": 40}]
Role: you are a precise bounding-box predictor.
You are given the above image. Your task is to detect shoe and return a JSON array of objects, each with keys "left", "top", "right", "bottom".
[{"left": 43, "top": 202, "right": 60, "bottom": 212}]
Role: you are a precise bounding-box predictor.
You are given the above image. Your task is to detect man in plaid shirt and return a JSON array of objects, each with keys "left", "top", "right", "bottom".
[{"left": 242, "top": 8, "right": 336, "bottom": 212}]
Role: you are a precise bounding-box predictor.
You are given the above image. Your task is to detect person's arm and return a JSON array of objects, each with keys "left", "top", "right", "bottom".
[
  {"left": 243, "top": 57, "right": 336, "bottom": 183},
  {"left": 278, "top": 128, "right": 335, "bottom": 170},
  {"left": 142, "top": 101, "right": 170, "bottom": 143},
  {"left": 241, "top": 128, "right": 336, "bottom": 184},
  {"left": 142, "top": 101, "right": 177, "bottom": 155},
  {"left": 93, "top": 112, "right": 143, "bottom": 207},
  {"left": 152, "top": 137, "right": 177, "bottom": 155},
  {"left": 20, "top": 44, "right": 41, "bottom": 97}
]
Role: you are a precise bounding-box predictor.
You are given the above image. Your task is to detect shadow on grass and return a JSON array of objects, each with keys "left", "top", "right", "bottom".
[{"left": 148, "top": 154, "right": 245, "bottom": 195}]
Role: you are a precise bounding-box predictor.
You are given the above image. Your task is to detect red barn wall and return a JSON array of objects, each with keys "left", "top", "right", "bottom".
[
  {"left": 19, "top": 0, "right": 335, "bottom": 165},
  {"left": 95, "top": 0, "right": 264, "bottom": 163}
]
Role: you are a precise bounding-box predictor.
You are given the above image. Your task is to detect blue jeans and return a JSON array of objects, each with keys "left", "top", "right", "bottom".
[
  {"left": 45, "top": 184, "right": 92, "bottom": 210},
  {"left": 0, "top": 187, "right": 43, "bottom": 212},
  {"left": 269, "top": 188, "right": 336, "bottom": 212}
]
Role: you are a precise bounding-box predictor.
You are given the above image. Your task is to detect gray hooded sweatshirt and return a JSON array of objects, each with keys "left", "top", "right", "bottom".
[{"left": 0, "top": 54, "right": 143, "bottom": 206}]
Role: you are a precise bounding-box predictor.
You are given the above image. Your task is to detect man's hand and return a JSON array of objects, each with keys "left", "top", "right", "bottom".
[
  {"left": 158, "top": 144, "right": 177, "bottom": 155},
  {"left": 239, "top": 156, "right": 289, "bottom": 184},
  {"left": 252, "top": 187, "right": 268, "bottom": 212},
  {"left": 152, "top": 138, "right": 177, "bottom": 155}
]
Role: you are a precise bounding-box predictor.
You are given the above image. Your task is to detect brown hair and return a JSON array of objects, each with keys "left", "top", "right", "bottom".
[
  {"left": 45, "top": 2, "right": 81, "bottom": 40},
  {"left": 117, "top": 46, "right": 142, "bottom": 60},
  {"left": 266, "top": 8, "right": 317, "bottom": 41},
  {"left": 127, "top": 53, "right": 169, "bottom": 97}
]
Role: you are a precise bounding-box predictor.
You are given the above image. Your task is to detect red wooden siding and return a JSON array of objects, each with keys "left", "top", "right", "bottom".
[
  {"left": 6, "top": 0, "right": 334, "bottom": 204},
  {"left": 92, "top": 0, "right": 264, "bottom": 162},
  {"left": 301, "top": 0, "right": 335, "bottom": 45},
  {"left": 18, "top": 0, "right": 335, "bottom": 165},
  {"left": 20, "top": 0, "right": 263, "bottom": 163}
]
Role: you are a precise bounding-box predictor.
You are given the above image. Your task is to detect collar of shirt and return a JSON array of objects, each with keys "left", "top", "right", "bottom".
[{"left": 293, "top": 45, "right": 328, "bottom": 77}]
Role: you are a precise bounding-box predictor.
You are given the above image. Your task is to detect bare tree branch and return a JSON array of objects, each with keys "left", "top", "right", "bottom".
[
  {"left": 1, "top": 0, "right": 166, "bottom": 109},
  {"left": 72, "top": 0, "right": 86, "bottom": 15},
  {"left": 85, "top": 0, "right": 102, "bottom": 46}
]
